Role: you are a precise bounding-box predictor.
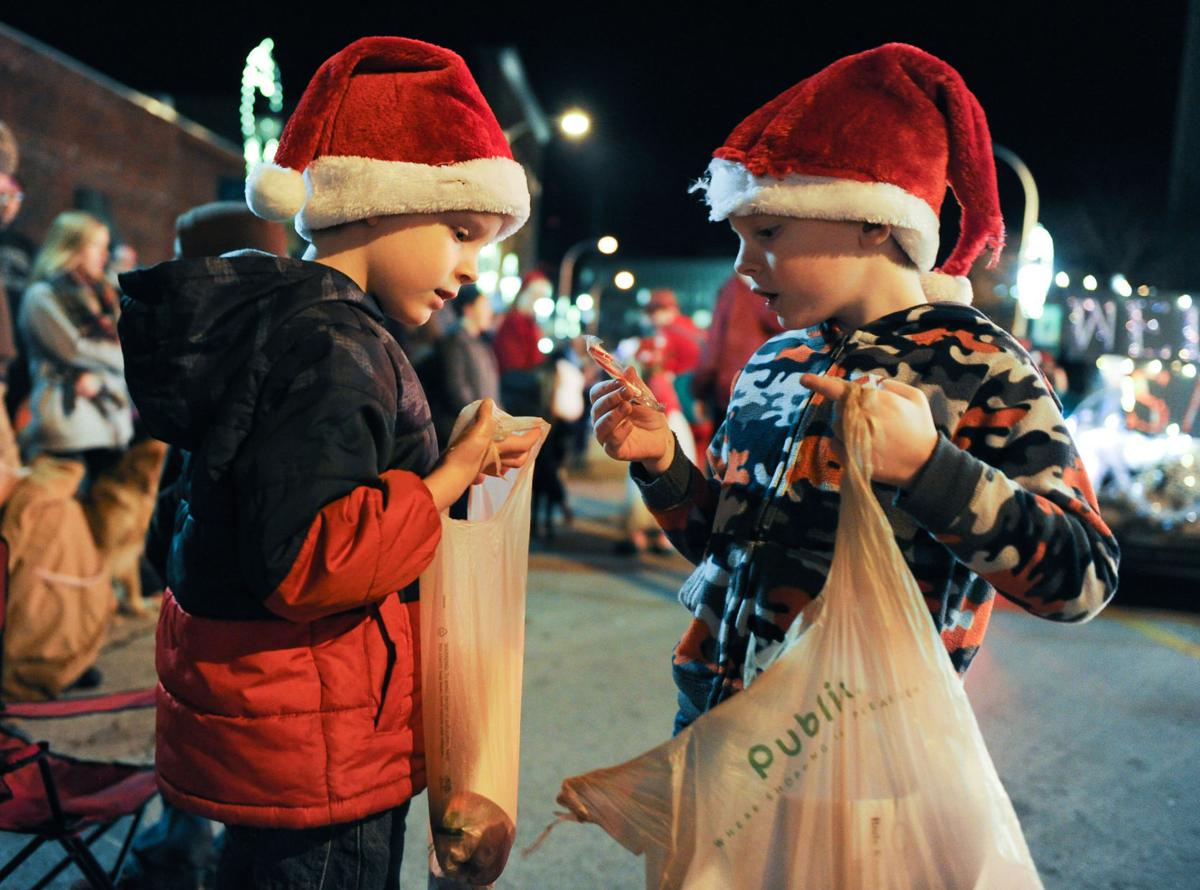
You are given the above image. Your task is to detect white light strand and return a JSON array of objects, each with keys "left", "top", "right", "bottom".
[{"left": 241, "top": 38, "right": 284, "bottom": 174}]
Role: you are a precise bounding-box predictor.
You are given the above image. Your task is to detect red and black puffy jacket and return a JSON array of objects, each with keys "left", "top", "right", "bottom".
[{"left": 120, "top": 253, "right": 441, "bottom": 828}]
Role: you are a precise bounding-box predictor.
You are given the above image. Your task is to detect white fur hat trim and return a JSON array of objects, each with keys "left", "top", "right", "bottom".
[
  {"left": 693, "top": 158, "right": 941, "bottom": 272},
  {"left": 296, "top": 154, "right": 530, "bottom": 241}
]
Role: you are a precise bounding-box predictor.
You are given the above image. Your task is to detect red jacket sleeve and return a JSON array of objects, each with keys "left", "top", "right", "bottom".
[{"left": 263, "top": 469, "right": 441, "bottom": 622}]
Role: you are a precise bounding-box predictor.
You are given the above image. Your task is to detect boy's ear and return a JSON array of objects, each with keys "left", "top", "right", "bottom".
[
  {"left": 859, "top": 222, "right": 893, "bottom": 249},
  {"left": 364, "top": 216, "right": 381, "bottom": 228}
]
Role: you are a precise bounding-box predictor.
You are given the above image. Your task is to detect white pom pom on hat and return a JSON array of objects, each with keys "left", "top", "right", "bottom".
[
  {"left": 245, "top": 162, "right": 308, "bottom": 222},
  {"left": 919, "top": 272, "right": 974, "bottom": 305}
]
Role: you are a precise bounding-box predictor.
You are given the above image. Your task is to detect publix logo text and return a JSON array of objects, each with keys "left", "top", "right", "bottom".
[{"left": 747, "top": 680, "right": 854, "bottom": 780}]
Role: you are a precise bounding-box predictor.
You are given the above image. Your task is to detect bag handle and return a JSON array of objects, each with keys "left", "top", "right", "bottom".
[
  {"left": 825, "top": 377, "right": 944, "bottom": 647},
  {"left": 823, "top": 379, "right": 890, "bottom": 612},
  {"left": 839, "top": 379, "right": 878, "bottom": 499}
]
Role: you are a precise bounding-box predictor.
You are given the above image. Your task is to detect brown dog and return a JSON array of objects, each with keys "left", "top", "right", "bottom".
[{"left": 84, "top": 438, "right": 169, "bottom": 615}]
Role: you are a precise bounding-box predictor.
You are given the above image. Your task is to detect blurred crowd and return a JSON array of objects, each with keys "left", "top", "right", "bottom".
[{"left": 0, "top": 122, "right": 162, "bottom": 703}]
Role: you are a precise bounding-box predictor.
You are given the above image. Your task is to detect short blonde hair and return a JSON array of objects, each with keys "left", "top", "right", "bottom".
[{"left": 30, "top": 211, "right": 108, "bottom": 282}]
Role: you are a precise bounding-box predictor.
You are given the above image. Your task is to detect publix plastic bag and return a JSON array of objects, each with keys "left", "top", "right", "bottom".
[
  {"left": 553, "top": 383, "right": 1043, "bottom": 890},
  {"left": 421, "top": 401, "right": 549, "bottom": 885}
]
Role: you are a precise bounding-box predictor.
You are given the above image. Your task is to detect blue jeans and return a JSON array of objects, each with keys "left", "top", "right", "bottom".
[
  {"left": 672, "top": 659, "right": 718, "bottom": 736},
  {"left": 113, "top": 801, "right": 215, "bottom": 888},
  {"left": 213, "top": 801, "right": 412, "bottom": 890}
]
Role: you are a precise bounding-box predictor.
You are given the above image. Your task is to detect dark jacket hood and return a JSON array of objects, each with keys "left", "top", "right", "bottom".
[{"left": 119, "top": 251, "right": 382, "bottom": 450}]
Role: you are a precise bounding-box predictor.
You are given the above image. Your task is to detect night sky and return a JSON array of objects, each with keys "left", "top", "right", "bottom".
[{"left": 3, "top": 2, "right": 1189, "bottom": 273}]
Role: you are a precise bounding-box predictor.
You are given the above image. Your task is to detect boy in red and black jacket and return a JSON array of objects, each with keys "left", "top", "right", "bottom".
[{"left": 119, "top": 37, "right": 539, "bottom": 885}]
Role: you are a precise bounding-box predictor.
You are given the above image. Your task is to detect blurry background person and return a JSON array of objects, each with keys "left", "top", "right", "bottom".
[
  {"left": 644, "top": 288, "right": 710, "bottom": 457},
  {"left": 0, "top": 146, "right": 25, "bottom": 479},
  {"left": 645, "top": 288, "right": 702, "bottom": 376},
  {"left": 18, "top": 210, "right": 132, "bottom": 482},
  {"left": 0, "top": 120, "right": 17, "bottom": 177},
  {"left": 424, "top": 284, "right": 501, "bottom": 450},
  {"left": 106, "top": 242, "right": 140, "bottom": 290},
  {"left": 614, "top": 336, "right": 697, "bottom": 556},
  {"left": 1, "top": 208, "right": 122, "bottom": 699},
  {"left": 0, "top": 121, "right": 112, "bottom": 700},
  {"left": 494, "top": 270, "right": 552, "bottom": 417},
  {"left": 691, "top": 273, "right": 783, "bottom": 433},
  {"left": 174, "top": 198, "right": 289, "bottom": 258},
  {"left": 0, "top": 171, "right": 35, "bottom": 429},
  {"left": 531, "top": 341, "right": 584, "bottom": 540}
]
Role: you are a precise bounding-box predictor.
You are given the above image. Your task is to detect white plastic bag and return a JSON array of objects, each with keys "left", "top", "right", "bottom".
[
  {"left": 555, "top": 383, "right": 1043, "bottom": 890},
  {"left": 421, "top": 402, "right": 549, "bottom": 885}
]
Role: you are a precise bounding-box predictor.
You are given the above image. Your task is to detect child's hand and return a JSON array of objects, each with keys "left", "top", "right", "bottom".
[
  {"left": 800, "top": 373, "right": 938, "bottom": 488},
  {"left": 590, "top": 367, "right": 674, "bottom": 475},
  {"left": 488, "top": 426, "right": 543, "bottom": 478},
  {"left": 424, "top": 400, "right": 540, "bottom": 511}
]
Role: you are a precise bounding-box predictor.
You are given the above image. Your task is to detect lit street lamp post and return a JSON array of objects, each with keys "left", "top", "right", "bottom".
[
  {"left": 557, "top": 235, "right": 619, "bottom": 305},
  {"left": 994, "top": 144, "right": 1052, "bottom": 339},
  {"left": 993, "top": 144, "right": 1039, "bottom": 249}
]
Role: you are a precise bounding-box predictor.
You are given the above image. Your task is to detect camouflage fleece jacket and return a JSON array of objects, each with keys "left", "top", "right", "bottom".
[{"left": 632, "top": 302, "right": 1119, "bottom": 718}]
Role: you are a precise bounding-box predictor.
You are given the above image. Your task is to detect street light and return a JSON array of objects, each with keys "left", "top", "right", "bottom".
[
  {"left": 505, "top": 107, "right": 593, "bottom": 146},
  {"left": 614, "top": 271, "right": 636, "bottom": 290},
  {"left": 559, "top": 109, "right": 591, "bottom": 139},
  {"left": 557, "top": 235, "right": 619, "bottom": 303}
]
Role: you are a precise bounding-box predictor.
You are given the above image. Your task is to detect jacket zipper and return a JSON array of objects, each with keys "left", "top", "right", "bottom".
[{"left": 750, "top": 330, "right": 852, "bottom": 537}]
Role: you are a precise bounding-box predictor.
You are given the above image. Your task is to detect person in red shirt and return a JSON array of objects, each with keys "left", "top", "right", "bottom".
[
  {"left": 691, "top": 273, "right": 784, "bottom": 429},
  {"left": 646, "top": 288, "right": 702, "bottom": 375},
  {"left": 645, "top": 289, "right": 712, "bottom": 455},
  {"left": 494, "top": 271, "right": 550, "bottom": 374}
]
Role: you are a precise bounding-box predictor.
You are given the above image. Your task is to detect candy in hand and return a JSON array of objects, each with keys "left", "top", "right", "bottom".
[{"left": 584, "top": 336, "right": 664, "bottom": 412}]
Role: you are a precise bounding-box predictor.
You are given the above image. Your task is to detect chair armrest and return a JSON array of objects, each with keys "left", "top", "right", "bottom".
[{"left": 2, "top": 687, "right": 156, "bottom": 720}]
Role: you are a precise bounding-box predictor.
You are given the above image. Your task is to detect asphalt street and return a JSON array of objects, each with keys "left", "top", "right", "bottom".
[{"left": 3, "top": 463, "right": 1197, "bottom": 889}]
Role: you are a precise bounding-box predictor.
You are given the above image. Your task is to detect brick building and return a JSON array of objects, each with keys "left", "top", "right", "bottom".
[{"left": 0, "top": 22, "right": 242, "bottom": 275}]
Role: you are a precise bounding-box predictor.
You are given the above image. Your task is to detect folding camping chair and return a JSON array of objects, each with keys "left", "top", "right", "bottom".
[{"left": 0, "top": 535, "right": 158, "bottom": 889}]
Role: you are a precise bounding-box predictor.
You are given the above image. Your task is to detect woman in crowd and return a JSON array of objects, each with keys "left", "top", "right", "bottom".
[{"left": 18, "top": 211, "right": 132, "bottom": 484}]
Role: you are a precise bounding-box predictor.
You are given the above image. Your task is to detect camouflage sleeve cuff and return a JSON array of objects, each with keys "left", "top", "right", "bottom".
[
  {"left": 630, "top": 434, "right": 694, "bottom": 511},
  {"left": 894, "top": 434, "right": 986, "bottom": 534}
]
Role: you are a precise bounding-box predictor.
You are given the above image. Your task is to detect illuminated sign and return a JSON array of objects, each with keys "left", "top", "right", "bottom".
[{"left": 1056, "top": 293, "right": 1198, "bottom": 362}]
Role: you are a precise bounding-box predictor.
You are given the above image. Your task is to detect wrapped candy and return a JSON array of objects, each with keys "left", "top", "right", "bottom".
[{"left": 584, "top": 336, "right": 665, "bottom": 412}]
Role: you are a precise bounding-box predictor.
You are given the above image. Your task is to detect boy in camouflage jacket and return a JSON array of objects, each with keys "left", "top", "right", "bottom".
[{"left": 591, "top": 44, "right": 1118, "bottom": 732}]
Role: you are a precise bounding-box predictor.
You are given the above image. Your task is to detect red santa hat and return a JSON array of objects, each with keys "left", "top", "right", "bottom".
[
  {"left": 517, "top": 269, "right": 553, "bottom": 303},
  {"left": 691, "top": 43, "right": 1004, "bottom": 304},
  {"left": 647, "top": 289, "right": 679, "bottom": 312},
  {"left": 246, "top": 36, "right": 529, "bottom": 242}
]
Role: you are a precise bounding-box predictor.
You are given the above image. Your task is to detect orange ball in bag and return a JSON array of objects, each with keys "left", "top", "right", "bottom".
[{"left": 432, "top": 790, "right": 516, "bottom": 885}]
